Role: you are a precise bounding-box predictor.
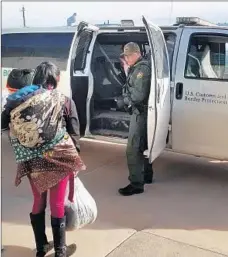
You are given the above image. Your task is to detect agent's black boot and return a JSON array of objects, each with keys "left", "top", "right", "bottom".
[
  {"left": 30, "top": 212, "right": 51, "bottom": 257},
  {"left": 119, "top": 184, "right": 144, "bottom": 196},
  {"left": 51, "top": 216, "right": 67, "bottom": 257}
]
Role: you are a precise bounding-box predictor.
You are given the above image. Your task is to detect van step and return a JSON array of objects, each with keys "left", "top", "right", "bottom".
[
  {"left": 91, "top": 129, "right": 129, "bottom": 139},
  {"left": 91, "top": 110, "right": 130, "bottom": 133},
  {"left": 93, "top": 110, "right": 130, "bottom": 120}
]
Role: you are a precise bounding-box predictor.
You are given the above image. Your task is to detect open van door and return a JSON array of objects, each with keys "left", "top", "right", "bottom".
[
  {"left": 142, "top": 16, "right": 170, "bottom": 163},
  {"left": 69, "top": 22, "right": 99, "bottom": 136}
]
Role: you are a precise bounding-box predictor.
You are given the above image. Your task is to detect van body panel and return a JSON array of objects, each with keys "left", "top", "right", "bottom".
[{"left": 172, "top": 27, "right": 228, "bottom": 160}]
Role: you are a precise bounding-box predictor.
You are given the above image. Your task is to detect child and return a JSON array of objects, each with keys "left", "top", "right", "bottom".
[{"left": 1, "top": 68, "right": 34, "bottom": 129}]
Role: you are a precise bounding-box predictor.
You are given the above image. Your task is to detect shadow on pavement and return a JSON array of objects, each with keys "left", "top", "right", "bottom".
[
  {"left": 2, "top": 132, "right": 228, "bottom": 232},
  {"left": 86, "top": 152, "right": 228, "bottom": 231},
  {"left": 2, "top": 245, "right": 33, "bottom": 257},
  {"left": 45, "top": 244, "right": 77, "bottom": 257}
]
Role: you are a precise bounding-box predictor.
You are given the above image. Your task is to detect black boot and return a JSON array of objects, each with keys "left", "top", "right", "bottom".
[
  {"left": 119, "top": 184, "right": 144, "bottom": 196},
  {"left": 30, "top": 212, "right": 50, "bottom": 257},
  {"left": 51, "top": 216, "right": 67, "bottom": 257}
]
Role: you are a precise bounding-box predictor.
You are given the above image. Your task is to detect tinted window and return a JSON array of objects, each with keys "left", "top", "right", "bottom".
[
  {"left": 145, "top": 33, "right": 175, "bottom": 77},
  {"left": 2, "top": 32, "right": 74, "bottom": 70},
  {"left": 153, "top": 31, "right": 169, "bottom": 79},
  {"left": 185, "top": 34, "right": 228, "bottom": 80},
  {"left": 93, "top": 43, "right": 122, "bottom": 60},
  {"left": 73, "top": 30, "right": 93, "bottom": 71},
  {"left": 164, "top": 33, "right": 176, "bottom": 70}
]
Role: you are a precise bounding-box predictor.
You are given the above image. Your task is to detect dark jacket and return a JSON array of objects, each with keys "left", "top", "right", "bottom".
[
  {"left": 62, "top": 96, "right": 81, "bottom": 152},
  {"left": 1, "top": 92, "right": 81, "bottom": 153}
]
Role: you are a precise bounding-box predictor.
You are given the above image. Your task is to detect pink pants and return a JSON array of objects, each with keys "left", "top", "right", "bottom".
[{"left": 30, "top": 176, "right": 69, "bottom": 218}]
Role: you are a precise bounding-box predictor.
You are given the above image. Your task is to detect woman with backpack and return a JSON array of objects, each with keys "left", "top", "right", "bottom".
[{"left": 1, "top": 62, "right": 86, "bottom": 257}]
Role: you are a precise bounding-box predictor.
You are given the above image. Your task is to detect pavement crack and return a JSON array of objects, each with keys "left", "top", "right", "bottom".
[{"left": 104, "top": 231, "right": 137, "bottom": 257}]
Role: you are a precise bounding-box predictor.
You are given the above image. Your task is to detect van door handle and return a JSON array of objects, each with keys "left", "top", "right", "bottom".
[{"left": 175, "top": 83, "right": 183, "bottom": 100}]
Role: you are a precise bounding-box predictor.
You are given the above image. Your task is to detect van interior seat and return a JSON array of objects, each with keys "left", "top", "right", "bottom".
[
  {"left": 92, "top": 56, "right": 123, "bottom": 103},
  {"left": 201, "top": 45, "right": 218, "bottom": 79}
]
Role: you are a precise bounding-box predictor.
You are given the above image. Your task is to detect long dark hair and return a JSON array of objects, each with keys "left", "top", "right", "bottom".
[{"left": 32, "top": 62, "right": 60, "bottom": 89}]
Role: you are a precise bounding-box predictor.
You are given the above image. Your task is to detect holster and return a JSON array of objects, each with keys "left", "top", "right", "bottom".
[
  {"left": 133, "top": 104, "right": 148, "bottom": 115},
  {"left": 124, "top": 105, "right": 133, "bottom": 115}
]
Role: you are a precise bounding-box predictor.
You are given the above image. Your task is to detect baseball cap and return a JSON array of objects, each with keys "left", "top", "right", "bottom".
[{"left": 121, "top": 42, "right": 140, "bottom": 56}]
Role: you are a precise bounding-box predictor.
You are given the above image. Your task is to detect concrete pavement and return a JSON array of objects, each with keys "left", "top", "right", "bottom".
[
  {"left": 107, "top": 232, "right": 227, "bottom": 257},
  {"left": 2, "top": 132, "right": 228, "bottom": 257}
]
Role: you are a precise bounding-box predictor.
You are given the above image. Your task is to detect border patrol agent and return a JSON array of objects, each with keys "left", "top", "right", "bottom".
[{"left": 117, "top": 42, "right": 154, "bottom": 196}]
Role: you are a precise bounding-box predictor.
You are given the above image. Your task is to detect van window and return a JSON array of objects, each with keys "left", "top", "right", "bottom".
[
  {"left": 154, "top": 32, "right": 170, "bottom": 79},
  {"left": 165, "top": 34, "right": 176, "bottom": 70},
  {"left": 185, "top": 34, "right": 228, "bottom": 80},
  {"left": 2, "top": 32, "right": 74, "bottom": 71},
  {"left": 145, "top": 33, "right": 176, "bottom": 75},
  {"left": 73, "top": 30, "right": 93, "bottom": 71}
]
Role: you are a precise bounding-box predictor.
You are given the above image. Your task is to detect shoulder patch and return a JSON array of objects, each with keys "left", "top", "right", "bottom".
[{"left": 136, "top": 72, "right": 144, "bottom": 79}]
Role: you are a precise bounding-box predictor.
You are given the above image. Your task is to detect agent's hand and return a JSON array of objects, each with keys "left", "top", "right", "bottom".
[
  {"left": 123, "top": 105, "right": 132, "bottom": 115},
  {"left": 120, "top": 57, "right": 129, "bottom": 75}
]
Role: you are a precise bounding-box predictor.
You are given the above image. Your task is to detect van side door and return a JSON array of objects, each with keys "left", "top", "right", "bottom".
[
  {"left": 172, "top": 28, "right": 228, "bottom": 160},
  {"left": 143, "top": 17, "right": 171, "bottom": 163},
  {"left": 69, "top": 22, "right": 99, "bottom": 136}
]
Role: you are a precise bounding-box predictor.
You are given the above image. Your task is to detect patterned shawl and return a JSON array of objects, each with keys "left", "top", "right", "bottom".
[
  {"left": 9, "top": 86, "right": 65, "bottom": 149},
  {"left": 6, "top": 85, "right": 86, "bottom": 193}
]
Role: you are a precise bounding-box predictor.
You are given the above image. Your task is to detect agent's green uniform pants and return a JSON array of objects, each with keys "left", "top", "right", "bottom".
[{"left": 126, "top": 111, "right": 148, "bottom": 188}]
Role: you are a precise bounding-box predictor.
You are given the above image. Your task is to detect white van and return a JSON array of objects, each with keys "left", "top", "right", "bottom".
[
  {"left": 1, "top": 26, "right": 75, "bottom": 97},
  {"left": 67, "top": 17, "right": 228, "bottom": 163},
  {"left": 2, "top": 17, "right": 228, "bottom": 163}
]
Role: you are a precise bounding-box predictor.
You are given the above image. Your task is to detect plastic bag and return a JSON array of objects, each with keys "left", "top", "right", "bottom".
[{"left": 64, "top": 175, "right": 97, "bottom": 231}]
